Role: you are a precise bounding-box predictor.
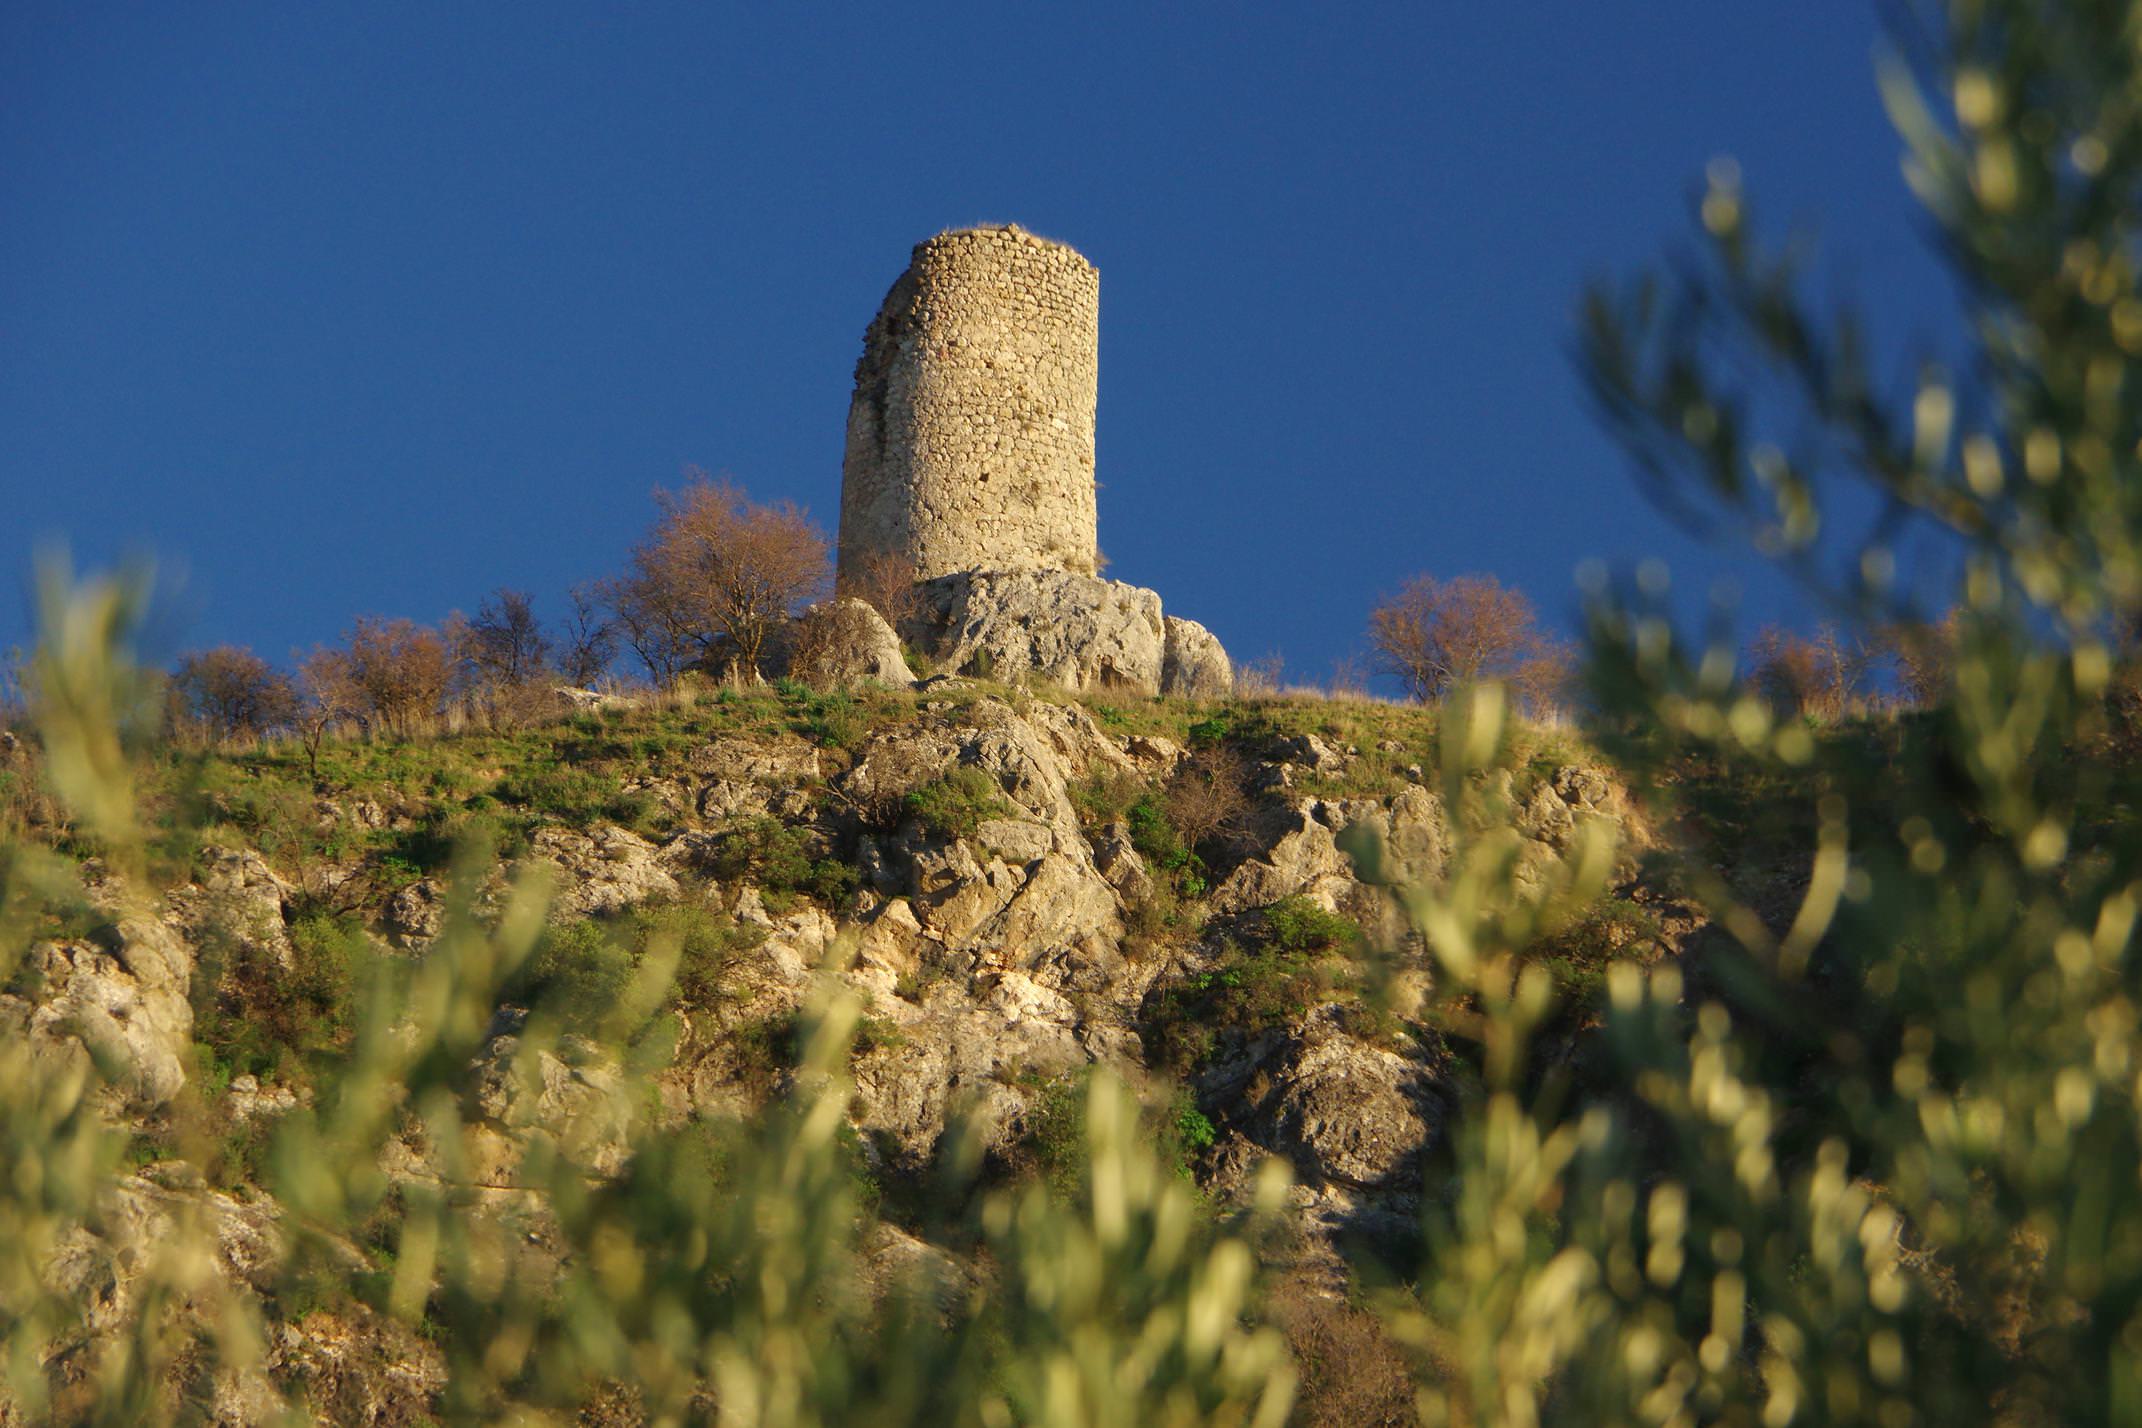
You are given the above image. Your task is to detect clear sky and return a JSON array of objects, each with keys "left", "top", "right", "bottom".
[{"left": 2, "top": 2, "right": 1960, "bottom": 685}]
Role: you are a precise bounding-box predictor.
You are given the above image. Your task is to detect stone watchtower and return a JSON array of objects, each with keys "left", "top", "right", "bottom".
[{"left": 838, "top": 226, "right": 1100, "bottom": 585}]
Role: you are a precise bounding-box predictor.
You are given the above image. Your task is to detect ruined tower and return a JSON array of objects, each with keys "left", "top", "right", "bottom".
[{"left": 838, "top": 226, "right": 1100, "bottom": 585}]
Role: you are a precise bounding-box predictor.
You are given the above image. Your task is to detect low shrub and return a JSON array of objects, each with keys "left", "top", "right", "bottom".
[
  {"left": 1128, "top": 794, "right": 1209, "bottom": 897},
  {"left": 705, "top": 816, "right": 859, "bottom": 908},
  {"left": 1069, "top": 767, "right": 1147, "bottom": 829},
  {"left": 192, "top": 911, "right": 366, "bottom": 1082},
  {"left": 1525, "top": 895, "right": 1665, "bottom": 1020},
  {"left": 903, "top": 766, "right": 1009, "bottom": 841},
  {"left": 1262, "top": 896, "right": 1362, "bottom": 955},
  {"left": 1142, "top": 903, "right": 1370, "bottom": 1073},
  {"left": 630, "top": 899, "right": 768, "bottom": 1008},
  {"left": 1186, "top": 712, "right": 1233, "bottom": 748},
  {"left": 1021, "top": 1070, "right": 1091, "bottom": 1198},
  {"left": 511, "top": 920, "right": 636, "bottom": 1030},
  {"left": 793, "top": 691, "right": 868, "bottom": 749}
]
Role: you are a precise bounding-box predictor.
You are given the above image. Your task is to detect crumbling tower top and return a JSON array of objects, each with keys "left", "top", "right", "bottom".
[{"left": 837, "top": 225, "right": 1100, "bottom": 585}]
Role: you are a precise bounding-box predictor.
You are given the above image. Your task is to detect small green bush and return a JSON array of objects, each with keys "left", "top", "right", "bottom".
[
  {"left": 708, "top": 815, "right": 810, "bottom": 888},
  {"left": 1262, "top": 896, "right": 1361, "bottom": 955},
  {"left": 627, "top": 899, "right": 767, "bottom": 1008},
  {"left": 1525, "top": 896, "right": 1664, "bottom": 1021},
  {"left": 1127, "top": 795, "right": 1191, "bottom": 871},
  {"left": 1023, "top": 1071, "right": 1091, "bottom": 1198},
  {"left": 706, "top": 817, "right": 859, "bottom": 908},
  {"left": 192, "top": 911, "right": 366, "bottom": 1082},
  {"left": 1186, "top": 713, "right": 1233, "bottom": 748},
  {"left": 1143, "top": 905, "right": 1369, "bottom": 1074},
  {"left": 798, "top": 694, "right": 867, "bottom": 749},
  {"left": 903, "top": 766, "right": 1009, "bottom": 841},
  {"left": 1173, "top": 1096, "right": 1217, "bottom": 1155},
  {"left": 1069, "top": 767, "right": 1147, "bottom": 829},
  {"left": 512, "top": 920, "right": 635, "bottom": 1029}
]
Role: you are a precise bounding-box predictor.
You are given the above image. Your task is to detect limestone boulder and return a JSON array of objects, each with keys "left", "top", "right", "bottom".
[
  {"left": 7, "top": 910, "right": 197, "bottom": 1108},
  {"left": 689, "top": 735, "right": 822, "bottom": 823},
  {"left": 383, "top": 878, "right": 446, "bottom": 946},
  {"left": 531, "top": 825, "right": 680, "bottom": 919},
  {"left": 166, "top": 845, "right": 295, "bottom": 969},
  {"left": 908, "top": 570, "right": 1167, "bottom": 694},
  {"left": 1329, "top": 784, "right": 1451, "bottom": 891},
  {"left": 1161, "top": 615, "right": 1233, "bottom": 698},
  {"left": 1218, "top": 1010, "right": 1446, "bottom": 1190},
  {"left": 467, "top": 1022, "right": 634, "bottom": 1180},
  {"left": 1209, "top": 800, "right": 1359, "bottom": 914},
  {"left": 787, "top": 598, "right": 915, "bottom": 689}
]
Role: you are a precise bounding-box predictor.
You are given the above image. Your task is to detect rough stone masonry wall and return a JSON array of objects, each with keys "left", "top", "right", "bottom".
[{"left": 839, "top": 226, "right": 1100, "bottom": 584}]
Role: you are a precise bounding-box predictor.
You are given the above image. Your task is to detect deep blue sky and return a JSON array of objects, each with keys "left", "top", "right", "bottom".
[{"left": 2, "top": 3, "right": 1958, "bottom": 684}]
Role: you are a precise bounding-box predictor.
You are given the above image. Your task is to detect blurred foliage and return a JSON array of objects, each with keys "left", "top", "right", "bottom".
[
  {"left": 0, "top": 577, "right": 1298, "bottom": 1426},
  {"left": 9, "top": 3, "right": 2142, "bottom": 1423},
  {"left": 1381, "top": 2, "right": 2142, "bottom": 1423}
]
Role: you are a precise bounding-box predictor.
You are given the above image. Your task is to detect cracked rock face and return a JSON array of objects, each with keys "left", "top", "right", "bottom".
[
  {"left": 1256, "top": 1019, "right": 1446, "bottom": 1190},
  {"left": 8, "top": 678, "right": 1654, "bottom": 1421},
  {"left": 908, "top": 569, "right": 1167, "bottom": 694},
  {"left": 786, "top": 598, "right": 915, "bottom": 690},
  {"left": 7, "top": 907, "right": 197, "bottom": 1110}
]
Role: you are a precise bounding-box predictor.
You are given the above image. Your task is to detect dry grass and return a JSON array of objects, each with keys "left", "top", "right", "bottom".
[{"left": 1267, "top": 1274, "right": 1418, "bottom": 1427}]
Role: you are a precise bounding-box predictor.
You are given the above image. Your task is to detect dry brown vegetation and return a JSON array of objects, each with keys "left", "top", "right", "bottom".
[
  {"left": 453, "top": 588, "right": 550, "bottom": 688},
  {"left": 603, "top": 473, "right": 830, "bottom": 685},
  {"left": 1267, "top": 1278, "right": 1418, "bottom": 1428},
  {"left": 170, "top": 646, "right": 301, "bottom": 742},
  {"left": 300, "top": 617, "right": 457, "bottom": 740},
  {"left": 1747, "top": 622, "right": 1877, "bottom": 721},
  {"left": 1163, "top": 743, "right": 1254, "bottom": 855},
  {"left": 836, "top": 548, "right": 925, "bottom": 631},
  {"left": 1367, "top": 571, "right": 1570, "bottom": 713},
  {"left": 1882, "top": 610, "right": 1961, "bottom": 710}
]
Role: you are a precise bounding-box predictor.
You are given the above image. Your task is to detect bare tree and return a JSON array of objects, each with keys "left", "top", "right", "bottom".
[
  {"left": 604, "top": 473, "right": 830, "bottom": 685},
  {"left": 837, "top": 550, "right": 926, "bottom": 632},
  {"left": 557, "top": 581, "right": 618, "bottom": 687},
  {"left": 301, "top": 617, "right": 456, "bottom": 739},
  {"left": 1749, "top": 624, "right": 1875, "bottom": 722},
  {"left": 0, "top": 646, "right": 26, "bottom": 734},
  {"left": 1164, "top": 744, "right": 1253, "bottom": 856},
  {"left": 1367, "top": 573, "right": 1550, "bottom": 703},
  {"left": 170, "top": 647, "right": 301, "bottom": 742},
  {"left": 1509, "top": 635, "right": 1581, "bottom": 720},
  {"left": 459, "top": 588, "right": 552, "bottom": 688},
  {"left": 1883, "top": 610, "right": 1961, "bottom": 709}
]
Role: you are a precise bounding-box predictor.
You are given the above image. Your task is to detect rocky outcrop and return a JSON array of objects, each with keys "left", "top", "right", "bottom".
[
  {"left": 6, "top": 683, "right": 1657, "bottom": 1423},
  {"left": 466, "top": 1016, "right": 635, "bottom": 1181},
  {"left": 907, "top": 570, "right": 1166, "bottom": 693},
  {"left": 7, "top": 903, "right": 196, "bottom": 1110},
  {"left": 1162, "top": 615, "right": 1233, "bottom": 698},
  {"left": 1243, "top": 1009, "right": 1446, "bottom": 1190},
  {"left": 531, "top": 825, "right": 682, "bottom": 920},
  {"left": 786, "top": 598, "right": 915, "bottom": 689},
  {"left": 1210, "top": 800, "right": 1360, "bottom": 914},
  {"left": 898, "top": 569, "right": 1237, "bottom": 701}
]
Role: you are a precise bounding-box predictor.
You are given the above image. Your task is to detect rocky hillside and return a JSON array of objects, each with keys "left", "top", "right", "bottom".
[{"left": 2, "top": 673, "right": 1684, "bottom": 1423}]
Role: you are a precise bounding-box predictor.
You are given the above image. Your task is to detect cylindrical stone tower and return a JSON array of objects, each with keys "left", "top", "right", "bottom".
[{"left": 838, "top": 225, "right": 1100, "bottom": 585}]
